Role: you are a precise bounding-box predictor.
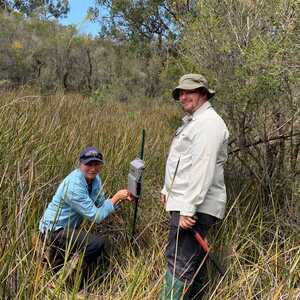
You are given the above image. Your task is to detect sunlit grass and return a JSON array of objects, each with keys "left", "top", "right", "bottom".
[{"left": 0, "top": 90, "right": 299, "bottom": 299}]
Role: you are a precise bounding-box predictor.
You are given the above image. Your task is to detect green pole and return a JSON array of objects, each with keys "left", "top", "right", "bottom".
[{"left": 140, "top": 129, "right": 145, "bottom": 160}]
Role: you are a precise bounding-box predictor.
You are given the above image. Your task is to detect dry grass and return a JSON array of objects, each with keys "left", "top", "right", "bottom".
[{"left": 0, "top": 90, "right": 299, "bottom": 299}]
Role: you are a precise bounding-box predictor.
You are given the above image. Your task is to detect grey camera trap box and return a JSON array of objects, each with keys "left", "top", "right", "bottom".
[{"left": 128, "top": 158, "right": 145, "bottom": 197}]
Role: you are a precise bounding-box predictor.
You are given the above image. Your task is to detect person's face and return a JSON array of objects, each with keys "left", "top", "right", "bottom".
[
  {"left": 179, "top": 89, "right": 207, "bottom": 113},
  {"left": 79, "top": 161, "right": 102, "bottom": 182}
]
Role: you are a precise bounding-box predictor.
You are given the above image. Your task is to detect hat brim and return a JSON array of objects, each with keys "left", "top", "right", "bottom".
[
  {"left": 172, "top": 84, "right": 215, "bottom": 101},
  {"left": 80, "top": 157, "right": 104, "bottom": 165}
]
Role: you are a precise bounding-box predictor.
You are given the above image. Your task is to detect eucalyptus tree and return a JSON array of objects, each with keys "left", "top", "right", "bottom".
[{"left": 0, "top": 0, "right": 69, "bottom": 18}]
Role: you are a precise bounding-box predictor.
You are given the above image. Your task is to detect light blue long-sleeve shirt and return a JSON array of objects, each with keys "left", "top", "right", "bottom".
[{"left": 39, "top": 169, "right": 115, "bottom": 233}]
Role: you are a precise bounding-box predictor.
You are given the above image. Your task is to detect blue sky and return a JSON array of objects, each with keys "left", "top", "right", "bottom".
[{"left": 60, "top": 0, "right": 100, "bottom": 36}]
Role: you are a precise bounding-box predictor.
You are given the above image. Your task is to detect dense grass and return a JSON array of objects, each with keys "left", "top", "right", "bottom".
[{"left": 0, "top": 90, "right": 299, "bottom": 299}]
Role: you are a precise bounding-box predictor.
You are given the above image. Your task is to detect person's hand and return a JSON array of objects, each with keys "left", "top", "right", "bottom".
[
  {"left": 112, "top": 189, "right": 133, "bottom": 205},
  {"left": 179, "top": 215, "right": 196, "bottom": 229},
  {"left": 160, "top": 193, "right": 166, "bottom": 204}
]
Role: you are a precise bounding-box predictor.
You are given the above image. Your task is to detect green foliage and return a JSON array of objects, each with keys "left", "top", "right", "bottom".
[
  {"left": 95, "top": 0, "right": 178, "bottom": 42},
  {"left": 1, "top": 0, "right": 69, "bottom": 18},
  {"left": 176, "top": 0, "right": 299, "bottom": 102},
  {"left": 89, "top": 87, "right": 107, "bottom": 106},
  {"left": 0, "top": 11, "right": 171, "bottom": 98}
]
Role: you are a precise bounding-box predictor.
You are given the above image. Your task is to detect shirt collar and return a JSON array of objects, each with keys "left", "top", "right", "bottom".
[
  {"left": 182, "top": 114, "right": 193, "bottom": 124},
  {"left": 182, "top": 101, "right": 211, "bottom": 123},
  {"left": 192, "top": 101, "right": 212, "bottom": 120}
]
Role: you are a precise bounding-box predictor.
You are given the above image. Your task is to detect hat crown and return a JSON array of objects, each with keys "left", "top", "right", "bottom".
[
  {"left": 79, "top": 146, "right": 104, "bottom": 164},
  {"left": 179, "top": 74, "right": 208, "bottom": 86},
  {"left": 80, "top": 146, "right": 100, "bottom": 158},
  {"left": 172, "top": 73, "right": 215, "bottom": 101}
]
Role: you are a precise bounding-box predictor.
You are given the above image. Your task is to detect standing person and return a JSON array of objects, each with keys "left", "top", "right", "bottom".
[
  {"left": 39, "top": 146, "right": 132, "bottom": 281},
  {"left": 160, "top": 74, "right": 229, "bottom": 299}
]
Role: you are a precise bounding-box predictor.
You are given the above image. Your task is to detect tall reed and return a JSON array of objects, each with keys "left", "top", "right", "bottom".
[{"left": 0, "top": 90, "right": 299, "bottom": 299}]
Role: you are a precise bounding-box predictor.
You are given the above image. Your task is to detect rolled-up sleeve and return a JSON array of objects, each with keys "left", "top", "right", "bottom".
[
  {"left": 65, "top": 180, "right": 115, "bottom": 223},
  {"left": 180, "top": 119, "right": 224, "bottom": 216}
]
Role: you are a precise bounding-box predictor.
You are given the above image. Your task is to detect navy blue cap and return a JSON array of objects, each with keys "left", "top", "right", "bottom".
[{"left": 79, "top": 146, "right": 104, "bottom": 165}]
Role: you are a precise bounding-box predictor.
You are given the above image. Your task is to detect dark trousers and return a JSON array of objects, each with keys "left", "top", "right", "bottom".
[
  {"left": 166, "top": 212, "right": 218, "bottom": 299},
  {"left": 42, "top": 228, "right": 107, "bottom": 278}
]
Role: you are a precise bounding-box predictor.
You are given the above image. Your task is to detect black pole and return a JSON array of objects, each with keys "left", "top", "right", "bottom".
[{"left": 130, "top": 129, "right": 145, "bottom": 243}]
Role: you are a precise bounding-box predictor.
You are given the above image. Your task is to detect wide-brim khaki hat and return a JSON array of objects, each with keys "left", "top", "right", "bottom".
[{"left": 172, "top": 74, "right": 215, "bottom": 100}]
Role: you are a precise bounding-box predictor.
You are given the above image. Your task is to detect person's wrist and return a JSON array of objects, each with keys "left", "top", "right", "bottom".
[{"left": 111, "top": 196, "right": 119, "bottom": 205}]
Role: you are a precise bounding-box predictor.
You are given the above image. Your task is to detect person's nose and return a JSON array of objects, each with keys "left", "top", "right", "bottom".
[{"left": 90, "top": 165, "right": 97, "bottom": 172}]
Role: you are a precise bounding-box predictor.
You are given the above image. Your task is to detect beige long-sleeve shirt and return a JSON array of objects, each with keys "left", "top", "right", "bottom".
[{"left": 161, "top": 101, "right": 229, "bottom": 219}]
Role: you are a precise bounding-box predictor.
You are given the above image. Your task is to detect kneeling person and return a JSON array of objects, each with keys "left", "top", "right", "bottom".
[{"left": 39, "top": 146, "right": 132, "bottom": 276}]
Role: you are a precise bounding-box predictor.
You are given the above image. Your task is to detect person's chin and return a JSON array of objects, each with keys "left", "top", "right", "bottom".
[{"left": 182, "top": 106, "right": 192, "bottom": 113}]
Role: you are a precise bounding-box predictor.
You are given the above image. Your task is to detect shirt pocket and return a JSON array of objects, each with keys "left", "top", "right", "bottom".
[{"left": 172, "top": 133, "right": 192, "bottom": 155}]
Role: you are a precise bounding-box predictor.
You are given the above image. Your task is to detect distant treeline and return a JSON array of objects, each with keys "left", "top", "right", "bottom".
[
  {"left": 0, "top": 1, "right": 195, "bottom": 97},
  {"left": 0, "top": 13, "right": 173, "bottom": 98}
]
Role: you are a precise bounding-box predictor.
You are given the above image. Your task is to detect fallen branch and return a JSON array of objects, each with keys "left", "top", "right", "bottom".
[{"left": 229, "top": 132, "right": 299, "bottom": 155}]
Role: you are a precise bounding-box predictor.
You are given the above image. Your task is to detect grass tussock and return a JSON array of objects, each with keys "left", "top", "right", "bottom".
[{"left": 0, "top": 90, "right": 299, "bottom": 299}]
